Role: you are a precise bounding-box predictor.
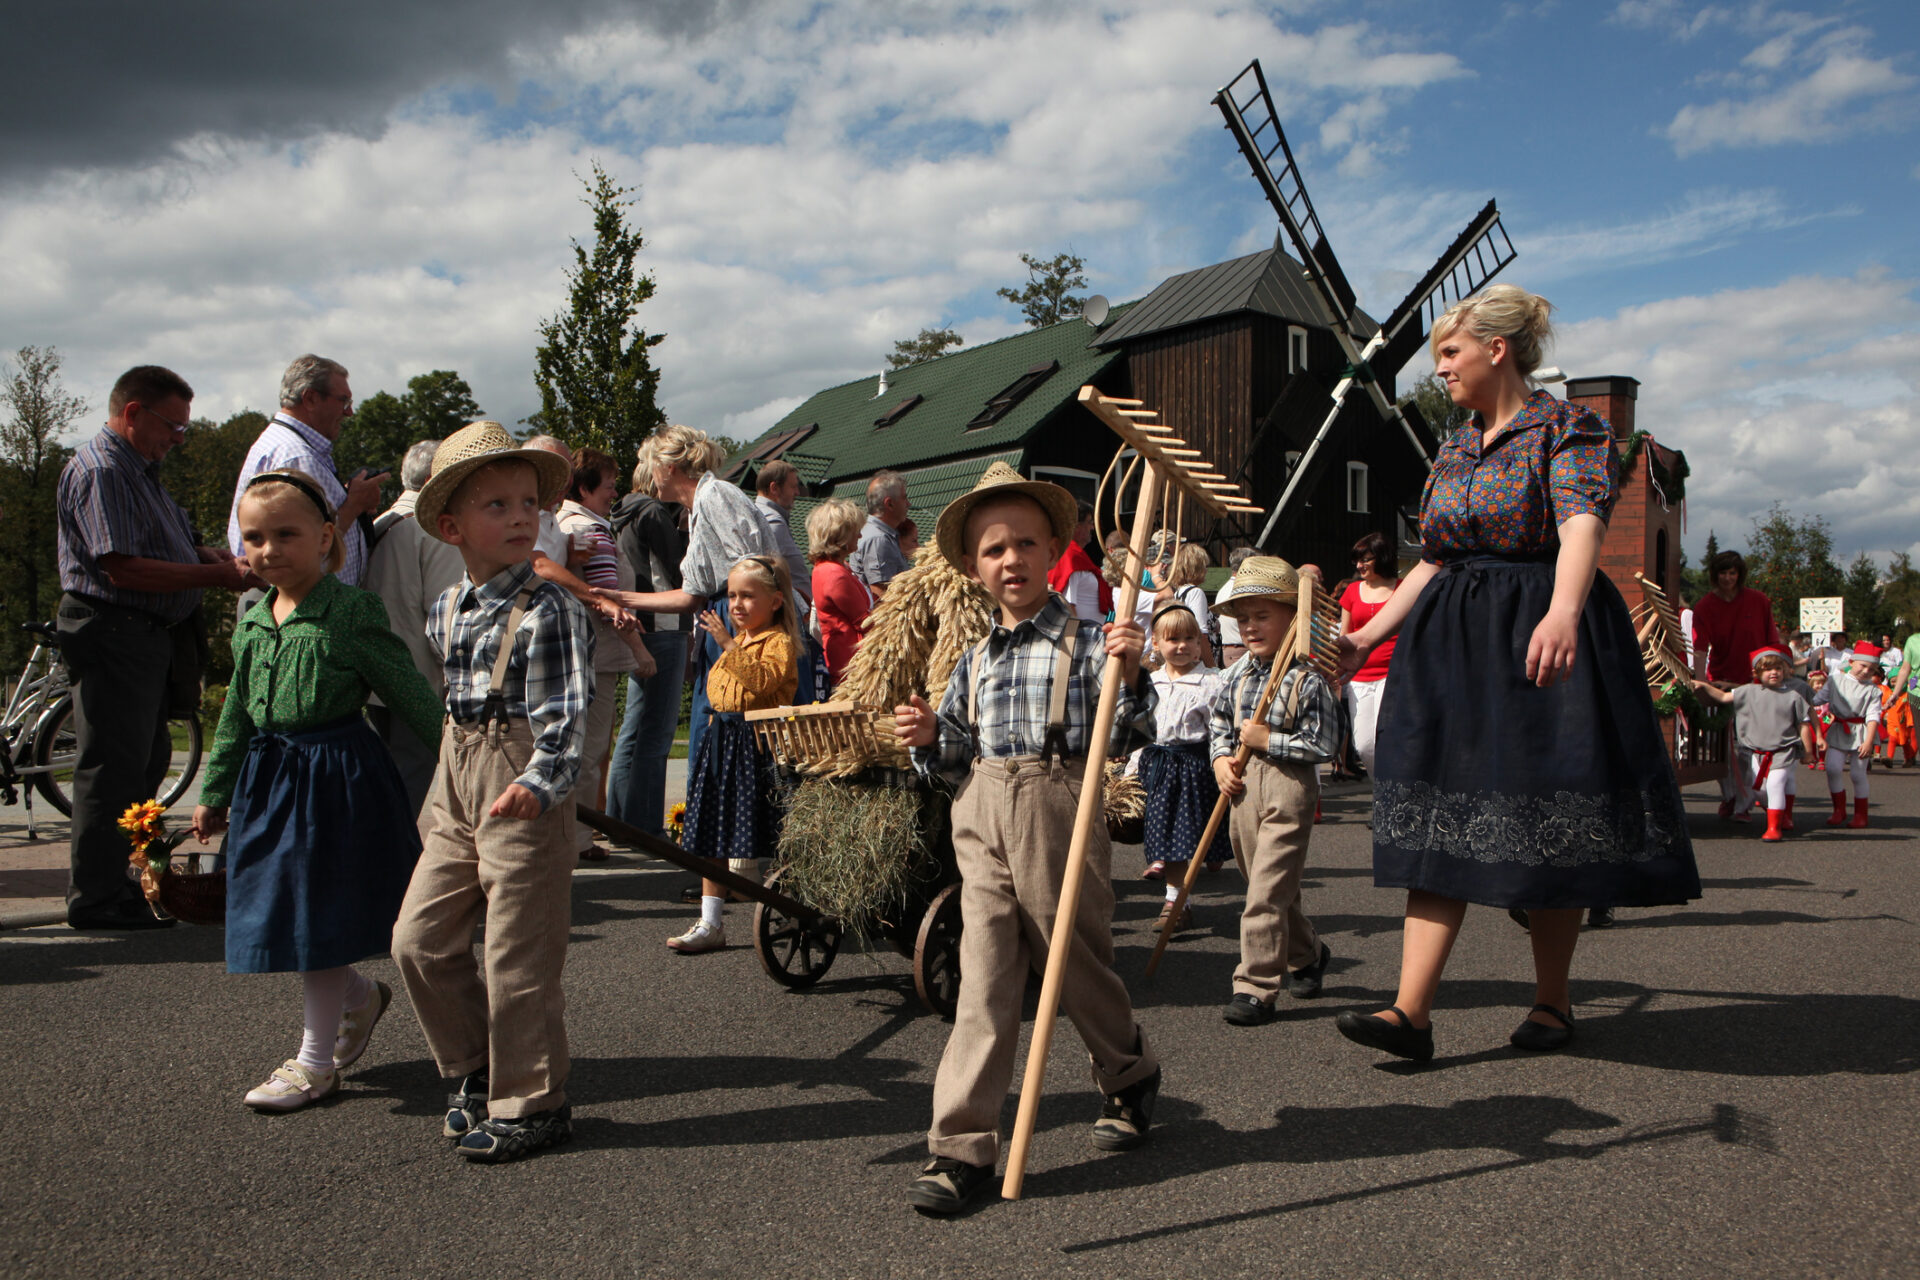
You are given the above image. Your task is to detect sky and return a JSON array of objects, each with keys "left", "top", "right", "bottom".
[{"left": 2, "top": 0, "right": 1916, "bottom": 562}]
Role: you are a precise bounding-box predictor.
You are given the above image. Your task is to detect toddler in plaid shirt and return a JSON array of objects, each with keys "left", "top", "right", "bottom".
[{"left": 894, "top": 462, "right": 1160, "bottom": 1215}]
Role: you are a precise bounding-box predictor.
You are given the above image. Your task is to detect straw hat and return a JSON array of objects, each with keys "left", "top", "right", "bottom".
[
  {"left": 1213, "top": 556, "right": 1300, "bottom": 620},
  {"left": 934, "top": 460, "right": 1077, "bottom": 571},
  {"left": 414, "top": 420, "right": 571, "bottom": 543}
]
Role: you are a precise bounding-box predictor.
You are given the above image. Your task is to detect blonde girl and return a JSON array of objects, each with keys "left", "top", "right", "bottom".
[
  {"left": 1130, "top": 603, "right": 1231, "bottom": 916},
  {"left": 667, "top": 554, "right": 802, "bottom": 953},
  {"left": 191, "top": 470, "right": 443, "bottom": 1111}
]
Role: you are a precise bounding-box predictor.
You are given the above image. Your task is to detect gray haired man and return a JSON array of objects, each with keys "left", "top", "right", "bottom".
[
  {"left": 849, "top": 469, "right": 911, "bottom": 599},
  {"left": 225, "top": 355, "right": 384, "bottom": 586}
]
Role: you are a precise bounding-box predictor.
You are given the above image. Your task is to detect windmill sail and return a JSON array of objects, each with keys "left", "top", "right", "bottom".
[{"left": 1372, "top": 199, "right": 1518, "bottom": 381}]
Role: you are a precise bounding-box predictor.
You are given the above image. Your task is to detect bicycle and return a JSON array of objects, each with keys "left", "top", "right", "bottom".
[{"left": 1, "top": 620, "right": 203, "bottom": 838}]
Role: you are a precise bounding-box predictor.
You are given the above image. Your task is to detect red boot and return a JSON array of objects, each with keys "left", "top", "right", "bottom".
[
  {"left": 1783, "top": 795, "right": 1796, "bottom": 831},
  {"left": 1827, "top": 793, "right": 1849, "bottom": 826},
  {"left": 1851, "top": 798, "right": 1870, "bottom": 829},
  {"left": 1761, "top": 808, "right": 1786, "bottom": 842}
]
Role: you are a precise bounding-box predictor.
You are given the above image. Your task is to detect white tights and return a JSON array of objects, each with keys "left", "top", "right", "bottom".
[
  {"left": 1746, "top": 753, "right": 1798, "bottom": 810},
  {"left": 1825, "top": 747, "right": 1869, "bottom": 801},
  {"left": 298, "top": 966, "right": 372, "bottom": 1074}
]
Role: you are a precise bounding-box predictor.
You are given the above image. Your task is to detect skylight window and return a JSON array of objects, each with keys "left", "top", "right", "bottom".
[
  {"left": 966, "top": 360, "right": 1059, "bottom": 430},
  {"left": 874, "top": 394, "right": 924, "bottom": 428}
]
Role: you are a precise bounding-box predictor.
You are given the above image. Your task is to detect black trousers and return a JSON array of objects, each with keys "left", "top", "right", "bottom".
[{"left": 57, "top": 596, "right": 175, "bottom": 918}]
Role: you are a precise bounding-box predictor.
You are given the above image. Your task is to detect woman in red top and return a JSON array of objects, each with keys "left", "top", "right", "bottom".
[
  {"left": 1691, "top": 550, "right": 1781, "bottom": 685},
  {"left": 1339, "top": 531, "right": 1400, "bottom": 775},
  {"left": 806, "top": 497, "right": 874, "bottom": 684}
]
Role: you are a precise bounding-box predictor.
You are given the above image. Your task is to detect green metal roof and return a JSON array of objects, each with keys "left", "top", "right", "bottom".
[
  {"left": 815, "top": 449, "right": 1028, "bottom": 534},
  {"left": 738, "top": 305, "right": 1136, "bottom": 491}
]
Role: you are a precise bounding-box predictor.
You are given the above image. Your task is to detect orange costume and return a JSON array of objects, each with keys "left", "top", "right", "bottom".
[{"left": 1880, "top": 684, "right": 1915, "bottom": 760}]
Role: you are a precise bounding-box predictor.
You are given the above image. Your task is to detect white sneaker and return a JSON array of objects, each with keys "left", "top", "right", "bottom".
[
  {"left": 244, "top": 1059, "right": 338, "bottom": 1112},
  {"left": 666, "top": 919, "right": 726, "bottom": 954}
]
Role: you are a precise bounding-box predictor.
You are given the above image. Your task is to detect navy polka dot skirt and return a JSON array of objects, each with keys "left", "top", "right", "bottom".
[
  {"left": 1140, "top": 741, "right": 1231, "bottom": 866},
  {"left": 684, "top": 712, "right": 783, "bottom": 863}
]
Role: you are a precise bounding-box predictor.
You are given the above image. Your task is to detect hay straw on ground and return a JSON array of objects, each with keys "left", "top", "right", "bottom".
[{"left": 777, "top": 778, "right": 931, "bottom": 935}]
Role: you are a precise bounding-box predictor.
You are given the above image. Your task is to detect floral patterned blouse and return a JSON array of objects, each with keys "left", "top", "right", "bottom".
[
  {"left": 200, "top": 575, "right": 445, "bottom": 807},
  {"left": 1418, "top": 389, "right": 1617, "bottom": 564}
]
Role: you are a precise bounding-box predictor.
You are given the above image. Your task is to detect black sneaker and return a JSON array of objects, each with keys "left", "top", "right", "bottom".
[
  {"left": 1587, "top": 907, "right": 1615, "bottom": 929},
  {"left": 457, "top": 1104, "right": 572, "bottom": 1163},
  {"left": 1288, "top": 942, "right": 1332, "bottom": 999},
  {"left": 906, "top": 1156, "right": 994, "bottom": 1214},
  {"left": 1091, "top": 1067, "right": 1161, "bottom": 1151},
  {"left": 1222, "top": 993, "right": 1277, "bottom": 1026},
  {"left": 443, "top": 1072, "right": 489, "bottom": 1140}
]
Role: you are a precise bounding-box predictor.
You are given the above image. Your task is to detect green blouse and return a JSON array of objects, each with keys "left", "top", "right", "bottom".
[{"left": 200, "top": 574, "right": 445, "bottom": 808}]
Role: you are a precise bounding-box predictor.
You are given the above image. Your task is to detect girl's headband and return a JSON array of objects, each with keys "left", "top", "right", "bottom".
[{"left": 246, "top": 470, "right": 335, "bottom": 523}]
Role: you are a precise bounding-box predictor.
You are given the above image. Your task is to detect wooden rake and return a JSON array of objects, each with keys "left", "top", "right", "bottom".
[
  {"left": 999, "top": 386, "right": 1262, "bottom": 1201},
  {"left": 1143, "top": 570, "right": 1339, "bottom": 979},
  {"left": 1630, "top": 573, "right": 1693, "bottom": 693},
  {"left": 743, "top": 701, "right": 901, "bottom": 774}
]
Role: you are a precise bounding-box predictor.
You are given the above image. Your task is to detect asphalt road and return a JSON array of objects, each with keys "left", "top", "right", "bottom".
[{"left": 5, "top": 775, "right": 1918, "bottom": 1278}]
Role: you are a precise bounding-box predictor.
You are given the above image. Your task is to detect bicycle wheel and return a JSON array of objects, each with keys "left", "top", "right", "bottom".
[{"left": 32, "top": 699, "right": 203, "bottom": 816}]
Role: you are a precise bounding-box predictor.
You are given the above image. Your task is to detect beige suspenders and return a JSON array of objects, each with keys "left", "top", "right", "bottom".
[
  {"left": 477, "top": 584, "right": 539, "bottom": 730},
  {"left": 967, "top": 618, "right": 1080, "bottom": 762}
]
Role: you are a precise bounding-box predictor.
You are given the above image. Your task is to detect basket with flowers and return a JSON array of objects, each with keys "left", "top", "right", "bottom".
[{"left": 120, "top": 799, "right": 225, "bottom": 925}]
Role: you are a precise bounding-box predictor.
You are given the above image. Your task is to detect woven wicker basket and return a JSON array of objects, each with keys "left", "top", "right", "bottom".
[{"left": 149, "top": 865, "right": 226, "bottom": 927}]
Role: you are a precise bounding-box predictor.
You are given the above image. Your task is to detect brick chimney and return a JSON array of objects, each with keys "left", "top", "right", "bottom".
[{"left": 1563, "top": 375, "right": 1639, "bottom": 439}]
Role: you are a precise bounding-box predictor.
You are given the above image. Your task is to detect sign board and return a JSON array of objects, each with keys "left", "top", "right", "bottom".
[{"left": 1800, "top": 597, "right": 1843, "bottom": 634}]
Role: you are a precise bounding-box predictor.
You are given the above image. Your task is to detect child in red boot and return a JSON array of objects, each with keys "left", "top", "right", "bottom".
[
  {"left": 1694, "top": 646, "right": 1812, "bottom": 842},
  {"left": 1812, "top": 643, "right": 1883, "bottom": 828}
]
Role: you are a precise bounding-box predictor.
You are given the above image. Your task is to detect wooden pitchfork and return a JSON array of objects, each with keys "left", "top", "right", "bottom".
[
  {"left": 999, "top": 386, "right": 1262, "bottom": 1201},
  {"left": 1143, "top": 570, "right": 1338, "bottom": 978}
]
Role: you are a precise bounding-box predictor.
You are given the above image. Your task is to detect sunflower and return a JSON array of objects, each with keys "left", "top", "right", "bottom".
[{"left": 665, "top": 801, "right": 687, "bottom": 846}]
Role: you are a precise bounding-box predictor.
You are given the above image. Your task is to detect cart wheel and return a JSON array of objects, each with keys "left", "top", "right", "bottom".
[
  {"left": 753, "top": 870, "right": 842, "bottom": 990},
  {"left": 913, "top": 882, "right": 964, "bottom": 1019}
]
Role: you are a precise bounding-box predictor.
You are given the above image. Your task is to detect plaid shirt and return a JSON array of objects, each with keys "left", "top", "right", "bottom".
[
  {"left": 426, "top": 560, "right": 596, "bottom": 812},
  {"left": 1210, "top": 653, "right": 1339, "bottom": 766},
  {"left": 914, "top": 596, "right": 1156, "bottom": 784}
]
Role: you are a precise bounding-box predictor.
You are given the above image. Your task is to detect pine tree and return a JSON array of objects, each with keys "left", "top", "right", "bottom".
[
  {"left": 997, "top": 252, "right": 1088, "bottom": 328},
  {"left": 887, "top": 327, "right": 965, "bottom": 370},
  {"left": 533, "top": 162, "right": 667, "bottom": 466},
  {"left": 0, "top": 347, "right": 85, "bottom": 669}
]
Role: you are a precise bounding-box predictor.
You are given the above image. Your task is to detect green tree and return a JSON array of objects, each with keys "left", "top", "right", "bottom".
[
  {"left": 887, "top": 327, "right": 965, "bottom": 370},
  {"left": 1881, "top": 552, "right": 1920, "bottom": 642},
  {"left": 1842, "top": 552, "right": 1891, "bottom": 641},
  {"left": 1398, "top": 372, "right": 1467, "bottom": 437},
  {"left": 1683, "top": 530, "right": 1720, "bottom": 604},
  {"left": 336, "top": 370, "right": 482, "bottom": 504},
  {"left": 997, "top": 251, "right": 1087, "bottom": 329},
  {"left": 533, "top": 162, "right": 667, "bottom": 466},
  {"left": 1745, "top": 504, "right": 1842, "bottom": 636},
  {"left": 0, "top": 346, "right": 84, "bottom": 670}
]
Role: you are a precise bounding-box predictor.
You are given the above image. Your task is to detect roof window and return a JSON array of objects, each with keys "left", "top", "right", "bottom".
[
  {"left": 874, "top": 394, "right": 924, "bottom": 428},
  {"left": 966, "top": 360, "right": 1059, "bottom": 430}
]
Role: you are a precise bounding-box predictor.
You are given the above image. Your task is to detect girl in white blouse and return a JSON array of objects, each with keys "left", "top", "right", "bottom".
[{"left": 1128, "top": 603, "right": 1231, "bottom": 928}]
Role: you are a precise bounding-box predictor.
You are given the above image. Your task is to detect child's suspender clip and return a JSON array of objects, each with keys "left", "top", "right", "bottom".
[{"left": 477, "top": 585, "right": 540, "bottom": 731}]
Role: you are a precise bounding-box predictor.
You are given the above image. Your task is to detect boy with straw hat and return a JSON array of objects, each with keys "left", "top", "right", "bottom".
[
  {"left": 1210, "top": 556, "right": 1339, "bottom": 1027},
  {"left": 390, "top": 421, "right": 595, "bottom": 1164},
  {"left": 893, "top": 461, "right": 1162, "bottom": 1215}
]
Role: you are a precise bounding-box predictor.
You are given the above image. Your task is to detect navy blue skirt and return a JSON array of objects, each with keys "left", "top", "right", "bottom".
[
  {"left": 1371, "top": 556, "right": 1700, "bottom": 910},
  {"left": 226, "top": 714, "right": 421, "bottom": 973},
  {"left": 684, "top": 712, "right": 783, "bottom": 862},
  {"left": 1140, "top": 742, "right": 1232, "bottom": 865}
]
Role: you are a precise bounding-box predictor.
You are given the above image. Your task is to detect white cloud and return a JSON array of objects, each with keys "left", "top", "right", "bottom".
[
  {"left": 0, "top": 1, "right": 1470, "bottom": 447},
  {"left": 1553, "top": 269, "right": 1920, "bottom": 559}
]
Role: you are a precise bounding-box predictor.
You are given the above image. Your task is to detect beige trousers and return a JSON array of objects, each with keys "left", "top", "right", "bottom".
[
  {"left": 927, "top": 757, "right": 1157, "bottom": 1168},
  {"left": 577, "top": 669, "right": 619, "bottom": 815},
  {"left": 1228, "top": 754, "right": 1321, "bottom": 1002},
  {"left": 393, "top": 719, "right": 578, "bottom": 1118}
]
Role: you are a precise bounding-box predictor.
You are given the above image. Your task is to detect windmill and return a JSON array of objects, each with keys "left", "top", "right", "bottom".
[{"left": 1213, "top": 60, "right": 1518, "bottom": 547}]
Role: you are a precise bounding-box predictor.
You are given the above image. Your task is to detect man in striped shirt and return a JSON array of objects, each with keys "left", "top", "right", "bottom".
[{"left": 56, "top": 365, "right": 257, "bottom": 929}]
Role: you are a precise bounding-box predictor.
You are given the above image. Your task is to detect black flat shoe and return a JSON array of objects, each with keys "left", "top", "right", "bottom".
[
  {"left": 1288, "top": 941, "right": 1332, "bottom": 999},
  {"left": 1586, "top": 907, "right": 1615, "bottom": 929},
  {"left": 1223, "top": 993, "right": 1277, "bottom": 1026},
  {"left": 1335, "top": 1006, "right": 1433, "bottom": 1062},
  {"left": 1507, "top": 907, "right": 1530, "bottom": 932},
  {"left": 1509, "top": 1003, "right": 1575, "bottom": 1051}
]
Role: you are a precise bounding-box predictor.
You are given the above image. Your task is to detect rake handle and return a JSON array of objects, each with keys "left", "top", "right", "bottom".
[{"left": 1000, "top": 460, "right": 1163, "bottom": 1202}]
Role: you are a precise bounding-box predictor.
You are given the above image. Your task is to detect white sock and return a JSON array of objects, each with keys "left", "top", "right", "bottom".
[
  {"left": 701, "top": 895, "right": 724, "bottom": 928},
  {"left": 298, "top": 967, "right": 351, "bottom": 1074},
  {"left": 1165, "top": 883, "right": 1182, "bottom": 903}
]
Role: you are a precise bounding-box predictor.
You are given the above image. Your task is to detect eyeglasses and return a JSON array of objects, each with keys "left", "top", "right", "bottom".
[{"left": 142, "top": 405, "right": 190, "bottom": 433}]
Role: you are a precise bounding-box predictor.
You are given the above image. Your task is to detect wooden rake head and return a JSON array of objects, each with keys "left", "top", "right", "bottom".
[
  {"left": 743, "top": 701, "right": 903, "bottom": 776},
  {"left": 1079, "top": 387, "right": 1262, "bottom": 573},
  {"left": 1280, "top": 573, "right": 1343, "bottom": 680},
  {"left": 1631, "top": 572, "right": 1693, "bottom": 692}
]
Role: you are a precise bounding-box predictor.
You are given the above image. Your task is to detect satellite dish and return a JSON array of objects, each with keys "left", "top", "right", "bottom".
[{"left": 1082, "top": 294, "right": 1110, "bottom": 328}]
